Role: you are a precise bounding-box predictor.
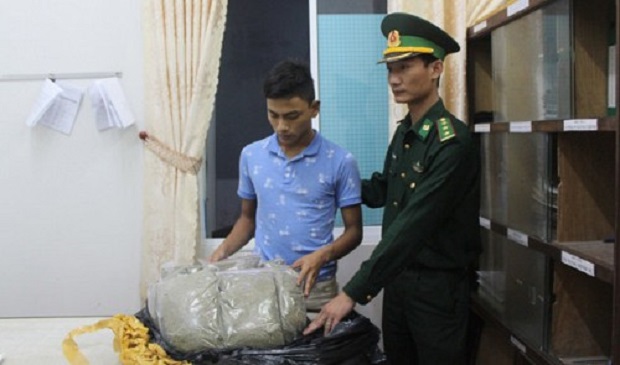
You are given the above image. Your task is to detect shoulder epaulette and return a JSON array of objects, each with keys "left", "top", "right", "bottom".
[{"left": 436, "top": 117, "right": 456, "bottom": 142}]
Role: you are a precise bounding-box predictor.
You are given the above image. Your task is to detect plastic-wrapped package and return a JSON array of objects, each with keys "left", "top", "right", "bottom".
[
  {"left": 148, "top": 265, "right": 222, "bottom": 352},
  {"left": 267, "top": 263, "right": 306, "bottom": 343},
  {"left": 219, "top": 268, "right": 284, "bottom": 349},
  {"left": 142, "top": 255, "right": 386, "bottom": 364},
  {"left": 147, "top": 255, "right": 306, "bottom": 353}
]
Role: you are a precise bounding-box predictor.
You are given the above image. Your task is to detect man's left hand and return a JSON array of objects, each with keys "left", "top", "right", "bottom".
[{"left": 291, "top": 250, "right": 328, "bottom": 296}]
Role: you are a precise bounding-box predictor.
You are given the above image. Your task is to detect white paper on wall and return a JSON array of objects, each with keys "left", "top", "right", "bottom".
[
  {"left": 24, "top": 79, "right": 84, "bottom": 135},
  {"left": 89, "top": 77, "right": 135, "bottom": 131},
  {"left": 38, "top": 81, "right": 83, "bottom": 135},
  {"left": 25, "top": 79, "right": 62, "bottom": 127}
]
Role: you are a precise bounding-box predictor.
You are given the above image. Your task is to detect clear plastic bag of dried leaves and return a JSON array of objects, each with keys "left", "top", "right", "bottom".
[
  {"left": 148, "top": 254, "right": 306, "bottom": 353},
  {"left": 148, "top": 265, "right": 222, "bottom": 352}
]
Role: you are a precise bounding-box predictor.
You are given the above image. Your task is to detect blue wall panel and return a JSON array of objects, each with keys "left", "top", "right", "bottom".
[{"left": 318, "top": 14, "right": 387, "bottom": 225}]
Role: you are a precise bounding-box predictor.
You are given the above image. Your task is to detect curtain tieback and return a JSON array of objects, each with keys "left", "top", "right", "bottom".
[{"left": 139, "top": 131, "right": 202, "bottom": 174}]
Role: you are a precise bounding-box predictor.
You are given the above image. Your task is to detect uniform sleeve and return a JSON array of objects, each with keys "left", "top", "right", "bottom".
[
  {"left": 361, "top": 143, "right": 393, "bottom": 208},
  {"left": 343, "top": 139, "right": 472, "bottom": 304},
  {"left": 336, "top": 153, "right": 362, "bottom": 208},
  {"left": 237, "top": 147, "right": 256, "bottom": 200}
]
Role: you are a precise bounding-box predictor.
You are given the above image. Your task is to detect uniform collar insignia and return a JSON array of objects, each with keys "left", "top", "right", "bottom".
[{"left": 417, "top": 119, "right": 433, "bottom": 141}]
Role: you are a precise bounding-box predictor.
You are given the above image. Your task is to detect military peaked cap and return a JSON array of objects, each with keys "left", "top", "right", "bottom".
[{"left": 379, "top": 12, "right": 460, "bottom": 63}]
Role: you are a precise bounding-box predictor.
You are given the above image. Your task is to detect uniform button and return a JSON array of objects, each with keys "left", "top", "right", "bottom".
[
  {"left": 410, "top": 182, "right": 416, "bottom": 189},
  {"left": 366, "top": 295, "right": 373, "bottom": 301},
  {"left": 393, "top": 201, "right": 398, "bottom": 207},
  {"left": 400, "top": 172, "right": 406, "bottom": 178},
  {"left": 404, "top": 144, "right": 410, "bottom": 149}
]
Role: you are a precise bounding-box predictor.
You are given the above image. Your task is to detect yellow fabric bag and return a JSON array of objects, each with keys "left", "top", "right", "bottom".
[{"left": 62, "top": 314, "right": 189, "bottom": 365}]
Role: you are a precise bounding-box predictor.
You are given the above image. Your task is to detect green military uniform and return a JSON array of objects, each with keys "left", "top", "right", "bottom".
[{"left": 342, "top": 12, "right": 481, "bottom": 365}]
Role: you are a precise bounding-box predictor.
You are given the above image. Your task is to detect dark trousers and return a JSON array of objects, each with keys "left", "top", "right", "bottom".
[{"left": 382, "top": 268, "right": 470, "bottom": 365}]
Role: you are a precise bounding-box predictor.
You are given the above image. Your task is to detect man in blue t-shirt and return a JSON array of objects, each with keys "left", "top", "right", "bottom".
[{"left": 209, "top": 60, "right": 363, "bottom": 311}]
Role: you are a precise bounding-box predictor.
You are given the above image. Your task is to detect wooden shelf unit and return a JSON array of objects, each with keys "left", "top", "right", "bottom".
[
  {"left": 471, "top": 293, "right": 563, "bottom": 365},
  {"left": 467, "top": 0, "right": 556, "bottom": 39},
  {"left": 467, "top": 0, "right": 619, "bottom": 363},
  {"left": 480, "top": 220, "right": 614, "bottom": 283}
]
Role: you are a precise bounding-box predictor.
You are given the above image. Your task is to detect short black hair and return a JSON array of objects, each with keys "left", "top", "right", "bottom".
[
  {"left": 417, "top": 53, "right": 439, "bottom": 67},
  {"left": 263, "top": 60, "right": 315, "bottom": 103}
]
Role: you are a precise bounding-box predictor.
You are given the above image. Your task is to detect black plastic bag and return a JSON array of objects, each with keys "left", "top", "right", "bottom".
[{"left": 135, "top": 305, "right": 386, "bottom": 365}]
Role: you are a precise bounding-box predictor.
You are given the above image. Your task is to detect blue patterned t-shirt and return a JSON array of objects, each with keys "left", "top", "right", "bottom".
[{"left": 237, "top": 131, "right": 361, "bottom": 280}]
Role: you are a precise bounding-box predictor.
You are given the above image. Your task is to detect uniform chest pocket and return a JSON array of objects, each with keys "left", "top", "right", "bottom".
[{"left": 402, "top": 160, "right": 427, "bottom": 191}]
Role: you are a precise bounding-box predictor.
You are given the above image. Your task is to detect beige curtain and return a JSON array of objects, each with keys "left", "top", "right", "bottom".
[
  {"left": 386, "top": 0, "right": 509, "bottom": 129},
  {"left": 140, "top": 0, "right": 228, "bottom": 298},
  {"left": 467, "top": 0, "right": 514, "bottom": 26}
]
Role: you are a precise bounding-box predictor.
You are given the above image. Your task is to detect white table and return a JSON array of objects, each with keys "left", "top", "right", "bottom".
[{"left": 0, "top": 317, "right": 121, "bottom": 365}]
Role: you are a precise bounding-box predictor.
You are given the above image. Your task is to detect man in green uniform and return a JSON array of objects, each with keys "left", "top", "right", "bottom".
[{"left": 304, "top": 12, "right": 481, "bottom": 365}]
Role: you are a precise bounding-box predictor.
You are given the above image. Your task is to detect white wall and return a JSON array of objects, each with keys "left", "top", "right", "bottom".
[{"left": 0, "top": 0, "right": 144, "bottom": 317}]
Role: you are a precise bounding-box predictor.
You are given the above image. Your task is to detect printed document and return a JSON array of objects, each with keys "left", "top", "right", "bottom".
[
  {"left": 25, "top": 79, "right": 83, "bottom": 135},
  {"left": 90, "top": 78, "right": 135, "bottom": 130}
]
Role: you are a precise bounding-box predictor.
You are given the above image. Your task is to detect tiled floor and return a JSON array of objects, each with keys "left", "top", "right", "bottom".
[{"left": 0, "top": 317, "right": 120, "bottom": 364}]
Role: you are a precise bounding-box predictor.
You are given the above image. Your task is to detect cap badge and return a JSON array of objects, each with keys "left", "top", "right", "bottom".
[{"left": 387, "top": 30, "right": 401, "bottom": 47}]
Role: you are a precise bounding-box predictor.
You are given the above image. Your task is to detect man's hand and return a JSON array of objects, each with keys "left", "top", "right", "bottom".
[
  {"left": 303, "top": 292, "right": 356, "bottom": 336},
  {"left": 208, "top": 244, "right": 229, "bottom": 263},
  {"left": 291, "top": 249, "right": 329, "bottom": 296}
]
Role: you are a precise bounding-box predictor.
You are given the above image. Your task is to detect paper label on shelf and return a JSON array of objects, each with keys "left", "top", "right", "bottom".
[
  {"left": 507, "top": 228, "right": 528, "bottom": 247},
  {"left": 510, "top": 336, "right": 527, "bottom": 354},
  {"left": 473, "top": 21, "right": 487, "bottom": 33},
  {"left": 563, "top": 119, "right": 598, "bottom": 131},
  {"left": 479, "top": 217, "right": 491, "bottom": 229},
  {"left": 507, "top": 0, "right": 529, "bottom": 17},
  {"left": 474, "top": 123, "right": 491, "bottom": 133},
  {"left": 561, "top": 251, "right": 595, "bottom": 277},
  {"left": 610, "top": 45, "right": 616, "bottom": 108},
  {"left": 509, "top": 121, "right": 532, "bottom": 133}
]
